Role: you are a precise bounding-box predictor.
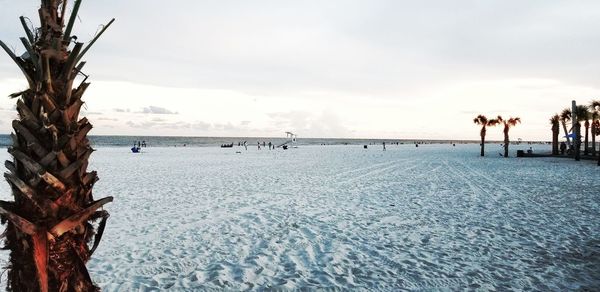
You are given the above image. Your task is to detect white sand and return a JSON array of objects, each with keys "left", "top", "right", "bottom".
[{"left": 0, "top": 144, "right": 599, "bottom": 290}]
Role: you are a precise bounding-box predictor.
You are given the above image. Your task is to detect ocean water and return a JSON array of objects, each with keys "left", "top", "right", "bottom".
[
  {"left": 0, "top": 143, "right": 597, "bottom": 290},
  {"left": 0, "top": 134, "right": 519, "bottom": 148}
]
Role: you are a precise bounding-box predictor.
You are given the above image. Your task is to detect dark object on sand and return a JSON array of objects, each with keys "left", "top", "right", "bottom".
[
  {"left": 364, "top": 145, "right": 368, "bottom": 149},
  {"left": 283, "top": 145, "right": 289, "bottom": 150},
  {"left": 517, "top": 150, "right": 524, "bottom": 157},
  {"left": 131, "top": 146, "right": 141, "bottom": 153},
  {"left": 221, "top": 143, "right": 233, "bottom": 148}
]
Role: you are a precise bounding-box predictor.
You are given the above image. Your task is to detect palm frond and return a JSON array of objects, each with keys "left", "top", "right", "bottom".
[
  {"left": 590, "top": 100, "right": 600, "bottom": 111},
  {"left": 560, "top": 108, "right": 572, "bottom": 121},
  {"left": 550, "top": 114, "right": 560, "bottom": 125},
  {"left": 487, "top": 118, "right": 501, "bottom": 126},
  {"left": 473, "top": 114, "right": 487, "bottom": 125},
  {"left": 575, "top": 105, "right": 591, "bottom": 122}
]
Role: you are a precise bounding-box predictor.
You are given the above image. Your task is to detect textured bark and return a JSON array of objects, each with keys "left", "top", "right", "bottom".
[
  {"left": 0, "top": 1, "right": 114, "bottom": 291},
  {"left": 592, "top": 121, "right": 598, "bottom": 156},
  {"left": 584, "top": 120, "right": 590, "bottom": 155},
  {"left": 561, "top": 121, "right": 571, "bottom": 148},
  {"left": 575, "top": 123, "right": 581, "bottom": 161},
  {"left": 503, "top": 125, "right": 509, "bottom": 158},
  {"left": 551, "top": 124, "right": 559, "bottom": 156},
  {"left": 480, "top": 127, "right": 486, "bottom": 157}
]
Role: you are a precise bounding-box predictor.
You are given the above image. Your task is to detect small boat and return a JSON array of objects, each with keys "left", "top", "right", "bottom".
[{"left": 221, "top": 143, "right": 234, "bottom": 148}]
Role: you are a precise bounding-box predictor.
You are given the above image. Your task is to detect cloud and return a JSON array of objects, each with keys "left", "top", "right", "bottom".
[
  {"left": 125, "top": 119, "right": 212, "bottom": 132},
  {"left": 191, "top": 121, "right": 211, "bottom": 131},
  {"left": 139, "top": 106, "right": 178, "bottom": 115},
  {"left": 3, "top": 2, "right": 600, "bottom": 140},
  {"left": 97, "top": 117, "right": 119, "bottom": 121},
  {"left": 81, "top": 111, "right": 103, "bottom": 115},
  {"left": 268, "top": 110, "right": 351, "bottom": 138}
]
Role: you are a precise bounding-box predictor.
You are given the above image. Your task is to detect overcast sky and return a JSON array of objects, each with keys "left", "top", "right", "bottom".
[{"left": 1, "top": 0, "right": 600, "bottom": 140}]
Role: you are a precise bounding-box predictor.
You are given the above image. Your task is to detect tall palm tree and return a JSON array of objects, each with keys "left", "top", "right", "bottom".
[
  {"left": 550, "top": 114, "right": 560, "bottom": 155},
  {"left": 498, "top": 116, "right": 521, "bottom": 157},
  {"left": 0, "top": 1, "right": 114, "bottom": 291},
  {"left": 591, "top": 100, "right": 600, "bottom": 156},
  {"left": 560, "top": 108, "right": 572, "bottom": 149},
  {"left": 473, "top": 115, "right": 501, "bottom": 157},
  {"left": 574, "top": 105, "right": 591, "bottom": 157}
]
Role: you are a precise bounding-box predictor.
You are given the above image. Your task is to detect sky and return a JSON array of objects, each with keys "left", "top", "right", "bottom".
[{"left": 1, "top": 0, "right": 600, "bottom": 140}]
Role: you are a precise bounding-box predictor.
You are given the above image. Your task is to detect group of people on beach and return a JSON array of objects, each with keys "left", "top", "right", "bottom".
[
  {"left": 133, "top": 140, "right": 147, "bottom": 148},
  {"left": 236, "top": 141, "right": 276, "bottom": 150}
]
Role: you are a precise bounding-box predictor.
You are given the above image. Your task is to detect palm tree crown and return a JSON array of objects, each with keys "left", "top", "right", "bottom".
[
  {"left": 473, "top": 115, "right": 488, "bottom": 125},
  {"left": 550, "top": 114, "right": 560, "bottom": 126},
  {"left": 574, "top": 105, "right": 591, "bottom": 122},
  {"left": 591, "top": 100, "right": 600, "bottom": 113},
  {"left": 498, "top": 116, "right": 521, "bottom": 128}
]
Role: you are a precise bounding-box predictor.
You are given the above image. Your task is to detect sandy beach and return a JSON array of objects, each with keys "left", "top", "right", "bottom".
[{"left": 0, "top": 144, "right": 597, "bottom": 290}]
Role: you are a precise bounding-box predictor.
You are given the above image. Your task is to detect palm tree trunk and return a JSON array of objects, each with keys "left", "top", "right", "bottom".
[
  {"left": 561, "top": 121, "right": 571, "bottom": 148},
  {"left": 0, "top": 1, "right": 113, "bottom": 291},
  {"left": 584, "top": 123, "right": 590, "bottom": 155},
  {"left": 591, "top": 123, "right": 597, "bottom": 156},
  {"left": 575, "top": 122, "right": 581, "bottom": 161},
  {"left": 552, "top": 127, "right": 559, "bottom": 155},
  {"left": 480, "top": 127, "right": 486, "bottom": 157},
  {"left": 504, "top": 127, "right": 509, "bottom": 158},
  {"left": 592, "top": 124, "right": 597, "bottom": 156}
]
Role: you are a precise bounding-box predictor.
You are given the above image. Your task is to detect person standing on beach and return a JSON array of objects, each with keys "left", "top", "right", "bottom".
[
  {"left": 383, "top": 142, "right": 386, "bottom": 151},
  {"left": 258, "top": 142, "right": 261, "bottom": 150},
  {"left": 268, "top": 141, "right": 272, "bottom": 150},
  {"left": 560, "top": 142, "right": 567, "bottom": 155},
  {"left": 244, "top": 141, "right": 248, "bottom": 150}
]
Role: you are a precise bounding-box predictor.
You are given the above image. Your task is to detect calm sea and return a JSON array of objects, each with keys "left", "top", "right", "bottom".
[{"left": 0, "top": 134, "right": 478, "bottom": 148}]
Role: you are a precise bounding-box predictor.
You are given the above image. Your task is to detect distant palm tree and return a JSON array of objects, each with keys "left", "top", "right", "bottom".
[
  {"left": 591, "top": 100, "right": 600, "bottom": 156},
  {"left": 473, "top": 115, "right": 501, "bottom": 157},
  {"left": 560, "top": 108, "right": 572, "bottom": 149},
  {"left": 550, "top": 114, "right": 560, "bottom": 155},
  {"left": 574, "top": 105, "right": 591, "bottom": 156},
  {"left": 498, "top": 116, "right": 521, "bottom": 157}
]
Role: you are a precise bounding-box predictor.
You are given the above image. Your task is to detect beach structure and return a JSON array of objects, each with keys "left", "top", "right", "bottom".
[
  {"left": 0, "top": 1, "right": 114, "bottom": 290},
  {"left": 277, "top": 131, "right": 297, "bottom": 148},
  {"left": 286, "top": 131, "right": 297, "bottom": 142}
]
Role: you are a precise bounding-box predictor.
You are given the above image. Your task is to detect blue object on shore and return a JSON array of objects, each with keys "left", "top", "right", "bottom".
[{"left": 131, "top": 146, "right": 140, "bottom": 153}]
